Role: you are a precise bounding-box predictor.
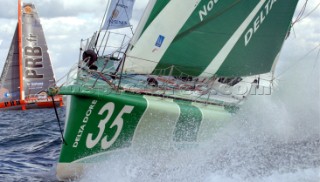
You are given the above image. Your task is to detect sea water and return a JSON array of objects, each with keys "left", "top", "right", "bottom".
[
  {"left": 0, "top": 61, "right": 319, "bottom": 182},
  {"left": 77, "top": 63, "right": 320, "bottom": 182},
  {"left": 75, "top": 45, "right": 319, "bottom": 181},
  {"left": 0, "top": 108, "right": 65, "bottom": 181}
]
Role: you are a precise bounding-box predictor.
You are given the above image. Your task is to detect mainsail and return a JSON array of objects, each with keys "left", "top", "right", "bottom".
[
  {"left": 0, "top": 2, "right": 60, "bottom": 109},
  {"left": 124, "top": 0, "right": 299, "bottom": 77},
  {"left": 21, "top": 3, "right": 56, "bottom": 97}
]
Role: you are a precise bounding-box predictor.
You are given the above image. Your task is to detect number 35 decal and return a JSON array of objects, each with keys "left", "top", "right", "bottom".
[{"left": 86, "top": 102, "right": 134, "bottom": 149}]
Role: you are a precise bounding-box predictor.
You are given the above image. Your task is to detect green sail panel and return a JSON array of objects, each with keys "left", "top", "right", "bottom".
[
  {"left": 215, "top": 0, "right": 299, "bottom": 77},
  {"left": 125, "top": 0, "right": 299, "bottom": 77},
  {"left": 155, "top": 0, "right": 299, "bottom": 77}
]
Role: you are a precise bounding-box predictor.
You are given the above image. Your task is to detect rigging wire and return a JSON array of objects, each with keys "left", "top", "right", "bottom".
[
  {"left": 301, "top": 2, "right": 320, "bottom": 20},
  {"left": 120, "top": 0, "right": 135, "bottom": 35},
  {"left": 275, "top": 43, "right": 320, "bottom": 79},
  {"left": 291, "top": 0, "right": 308, "bottom": 26},
  {"left": 51, "top": 95, "right": 67, "bottom": 145},
  {"left": 311, "top": 46, "right": 320, "bottom": 74},
  {"left": 96, "top": 0, "right": 121, "bottom": 55},
  {"left": 94, "top": 0, "right": 111, "bottom": 52},
  {"left": 292, "top": 1, "right": 320, "bottom": 26},
  {"left": 278, "top": 0, "right": 320, "bottom": 79}
]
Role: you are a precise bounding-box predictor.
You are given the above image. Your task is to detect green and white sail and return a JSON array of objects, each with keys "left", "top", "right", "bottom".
[{"left": 124, "top": 0, "right": 298, "bottom": 77}]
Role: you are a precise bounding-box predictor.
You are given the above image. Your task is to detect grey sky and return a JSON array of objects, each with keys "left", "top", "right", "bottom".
[{"left": 0, "top": 0, "right": 319, "bottom": 81}]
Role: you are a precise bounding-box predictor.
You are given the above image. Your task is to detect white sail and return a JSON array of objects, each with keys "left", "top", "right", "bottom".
[
  {"left": 101, "top": 0, "right": 135, "bottom": 30},
  {"left": 129, "top": 0, "right": 157, "bottom": 47}
]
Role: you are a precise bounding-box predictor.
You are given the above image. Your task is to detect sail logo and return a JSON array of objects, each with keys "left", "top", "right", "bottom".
[
  {"left": 155, "top": 35, "right": 165, "bottom": 47},
  {"left": 112, "top": 9, "right": 120, "bottom": 19},
  {"left": 23, "top": 5, "right": 33, "bottom": 14},
  {"left": 24, "top": 34, "right": 44, "bottom": 79},
  {"left": 244, "top": 0, "right": 277, "bottom": 46},
  {"left": 199, "top": 0, "right": 219, "bottom": 22}
]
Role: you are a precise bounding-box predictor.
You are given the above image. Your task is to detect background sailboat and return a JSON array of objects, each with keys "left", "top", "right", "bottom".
[{"left": 0, "top": 1, "right": 63, "bottom": 110}]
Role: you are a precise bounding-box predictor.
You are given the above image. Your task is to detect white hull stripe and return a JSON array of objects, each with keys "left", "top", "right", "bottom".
[
  {"left": 200, "top": 0, "right": 267, "bottom": 77},
  {"left": 131, "top": 95, "right": 180, "bottom": 149}
]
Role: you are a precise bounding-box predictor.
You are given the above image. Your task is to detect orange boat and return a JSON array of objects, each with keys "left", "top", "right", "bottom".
[{"left": 0, "top": 1, "right": 63, "bottom": 110}]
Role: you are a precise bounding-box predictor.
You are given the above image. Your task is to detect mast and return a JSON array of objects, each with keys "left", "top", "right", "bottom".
[{"left": 18, "top": 0, "right": 26, "bottom": 110}]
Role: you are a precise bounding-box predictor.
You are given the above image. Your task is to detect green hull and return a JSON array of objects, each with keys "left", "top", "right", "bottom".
[
  {"left": 54, "top": 0, "right": 300, "bottom": 179},
  {"left": 56, "top": 87, "right": 231, "bottom": 180}
]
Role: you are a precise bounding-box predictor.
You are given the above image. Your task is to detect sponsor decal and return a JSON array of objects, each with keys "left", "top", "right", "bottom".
[
  {"left": 199, "top": 0, "right": 219, "bottom": 22},
  {"left": 3, "top": 100, "right": 22, "bottom": 107},
  {"left": 244, "top": 0, "right": 277, "bottom": 46},
  {"left": 24, "top": 33, "right": 44, "bottom": 79},
  {"left": 155, "top": 35, "right": 165, "bottom": 48},
  {"left": 73, "top": 100, "right": 98, "bottom": 148},
  {"left": 0, "top": 88, "right": 10, "bottom": 99},
  {"left": 27, "top": 82, "right": 44, "bottom": 90},
  {"left": 4, "top": 93, "right": 11, "bottom": 98},
  {"left": 86, "top": 102, "right": 134, "bottom": 150},
  {"left": 23, "top": 5, "right": 33, "bottom": 14},
  {"left": 111, "top": 9, "right": 120, "bottom": 19},
  {"left": 72, "top": 100, "right": 135, "bottom": 150}
]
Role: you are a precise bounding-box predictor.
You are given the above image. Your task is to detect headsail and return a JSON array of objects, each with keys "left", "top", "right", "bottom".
[
  {"left": 124, "top": 0, "right": 299, "bottom": 77},
  {"left": 0, "top": 27, "right": 20, "bottom": 102},
  {"left": 101, "top": 0, "right": 136, "bottom": 30},
  {"left": 21, "top": 3, "right": 56, "bottom": 96}
]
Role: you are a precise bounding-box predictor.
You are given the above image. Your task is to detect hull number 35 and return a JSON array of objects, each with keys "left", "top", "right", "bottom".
[{"left": 86, "top": 102, "right": 134, "bottom": 149}]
